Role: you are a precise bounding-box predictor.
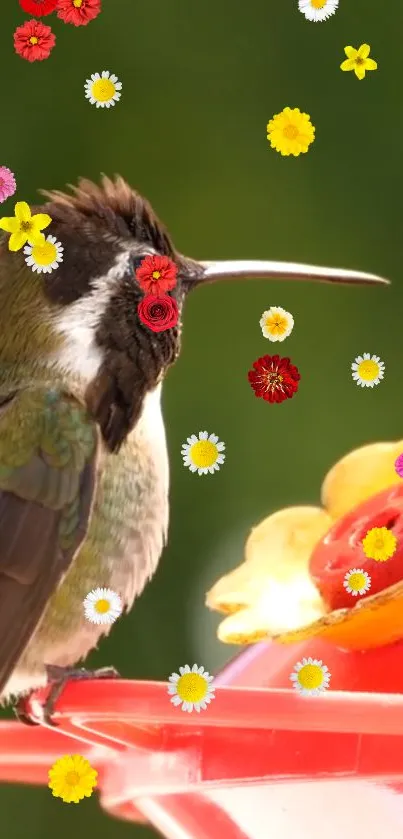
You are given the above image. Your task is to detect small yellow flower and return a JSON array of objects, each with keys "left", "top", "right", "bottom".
[
  {"left": 168, "top": 664, "right": 215, "bottom": 712},
  {"left": 289, "top": 658, "right": 331, "bottom": 696},
  {"left": 267, "top": 107, "right": 315, "bottom": 157},
  {"left": 48, "top": 755, "right": 98, "bottom": 804},
  {"left": 181, "top": 431, "right": 225, "bottom": 475},
  {"left": 343, "top": 568, "right": 371, "bottom": 596},
  {"left": 259, "top": 306, "right": 294, "bottom": 342},
  {"left": 362, "top": 526, "right": 397, "bottom": 562},
  {"left": 0, "top": 201, "right": 51, "bottom": 252},
  {"left": 340, "top": 44, "right": 378, "bottom": 80}
]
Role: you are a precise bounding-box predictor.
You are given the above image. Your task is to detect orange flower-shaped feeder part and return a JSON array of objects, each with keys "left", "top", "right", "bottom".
[{"left": 206, "top": 440, "right": 403, "bottom": 650}]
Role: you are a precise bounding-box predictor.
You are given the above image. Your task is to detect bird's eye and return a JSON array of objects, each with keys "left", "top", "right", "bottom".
[{"left": 131, "top": 256, "right": 146, "bottom": 276}]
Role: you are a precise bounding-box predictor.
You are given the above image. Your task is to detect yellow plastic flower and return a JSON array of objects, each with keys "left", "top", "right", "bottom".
[
  {"left": 362, "top": 526, "right": 397, "bottom": 562},
  {"left": 48, "top": 754, "right": 98, "bottom": 804},
  {"left": 340, "top": 44, "right": 378, "bottom": 80},
  {"left": 266, "top": 107, "right": 315, "bottom": 157},
  {"left": 206, "top": 438, "right": 403, "bottom": 650},
  {"left": 0, "top": 201, "right": 51, "bottom": 252}
]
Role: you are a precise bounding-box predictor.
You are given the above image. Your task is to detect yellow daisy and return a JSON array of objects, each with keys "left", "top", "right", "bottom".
[
  {"left": 267, "top": 107, "right": 315, "bottom": 157},
  {"left": 362, "top": 526, "right": 397, "bottom": 562},
  {"left": 23, "top": 235, "right": 63, "bottom": 274},
  {"left": 343, "top": 568, "right": 371, "bottom": 596},
  {"left": 181, "top": 431, "right": 225, "bottom": 475},
  {"left": 167, "top": 664, "right": 215, "bottom": 712},
  {"left": 298, "top": 0, "right": 339, "bottom": 22},
  {"left": 289, "top": 657, "right": 331, "bottom": 696},
  {"left": 259, "top": 306, "right": 294, "bottom": 342},
  {"left": 0, "top": 201, "right": 51, "bottom": 252},
  {"left": 48, "top": 754, "right": 98, "bottom": 804},
  {"left": 340, "top": 44, "right": 378, "bottom": 80},
  {"left": 351, "top": 353, "right": 385, "bottom": 388},
  {"left": 84, "top": 71, "right": 122, "bottom": 108},
  {"left": 83, "top": 587, "right": 122, "bottom": 625}
]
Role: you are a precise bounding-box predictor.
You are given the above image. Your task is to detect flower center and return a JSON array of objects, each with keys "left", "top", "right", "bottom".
[
  {"left": 311, "top": 0, "right": 327, "bottom": 7},
  {"left": 298, "top": 664, "right": 323, "bottom": 690},
  {"left": 176, "top": 673, "right": 208, "bottom": 703},
  {"left": 266, "top": 316, "right": 286, "bottom": 334},
  {"left": 283, "top": 124, "right": 299, "bottom": 140},
  {"left": 29, "top": 36, "right": 39, "bottom": 45},
  {"left": 73, "top": 0, "right": 83, "bottom": 6},
  {"left": 92, "top": 79, "right": 115, "bottom": 102},
  {"left": 20, "top": 221, "right": 32, "bottom": 232},
  {"left": 152, "top": 271, "right": 161, "bottom": 280},
  {"left": 94, "top": 598, "right": 110, "bottom": 614},
  {"left": 190, "top": 440, "right": 218, "bottom": 468},
  {"left": 31, "top": 241, "right": 57, "bottom": 266},
  {"left": 358, "top": 360, "right": 379, "bottom": 380},
  {"left": 348, "top": 572, "right": 366, "bottom": 591},
  {"left": 65, "top": 771, "right": 80, "bottom": 786},
  {"left": 356, "top": 57, "right": 364, "bottom": 65}
]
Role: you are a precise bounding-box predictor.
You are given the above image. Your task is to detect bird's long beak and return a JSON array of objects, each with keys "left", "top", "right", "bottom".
[{"left": 195, "top": 259, "right": 390, "bottom": 287}]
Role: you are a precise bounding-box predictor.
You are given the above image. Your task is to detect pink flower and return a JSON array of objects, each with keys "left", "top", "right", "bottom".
[{"left": 0, "top": 167, "right": 16, "bottom": 203}]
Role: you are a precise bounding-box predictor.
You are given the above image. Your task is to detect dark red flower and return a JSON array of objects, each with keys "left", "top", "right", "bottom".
[
  {"left": 19, "top": 0, "right": 58, "bottom": 15},
  {"left": 248, "top": 354, "right": 300, "bottom": 403},
  {"left": 14, "top": 19, "right": 56, "bottom": 62},
  {"left": 56, "top": 0, "right": 101, "bottom": 26},
  {"left": 136, "top": 254, "right": 178, "bottom": 296},
  {"left": 138, "top": 294, "right": 178, "bottom": 333}
]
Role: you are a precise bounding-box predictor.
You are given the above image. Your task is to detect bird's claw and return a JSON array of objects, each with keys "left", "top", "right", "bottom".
[{"left": 14, "top": 665, "right": 120, "bottom": 727}]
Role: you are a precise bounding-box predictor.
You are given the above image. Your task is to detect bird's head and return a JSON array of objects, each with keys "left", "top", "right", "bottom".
[{"left": 0, "top": 175, "right": 389, "bottom": 452}]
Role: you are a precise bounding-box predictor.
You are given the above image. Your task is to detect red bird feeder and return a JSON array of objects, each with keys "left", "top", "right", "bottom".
[{"left": 2, "top": 488, "right": 403, "bottom": 839}]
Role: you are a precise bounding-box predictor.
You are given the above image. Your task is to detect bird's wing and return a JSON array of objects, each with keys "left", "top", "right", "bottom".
[{"left": 0, "top": 387, "right": 99, "bottom": 694}]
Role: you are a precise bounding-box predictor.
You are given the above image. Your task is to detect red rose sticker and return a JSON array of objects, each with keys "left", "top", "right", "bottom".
[{"left": 138, "top": 294, "right": 178, "bottom": 333}]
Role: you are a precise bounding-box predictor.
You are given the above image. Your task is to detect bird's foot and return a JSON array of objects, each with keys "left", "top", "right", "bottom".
[{"left": 14, "top": 665, "right": 120, "bottom": 727}]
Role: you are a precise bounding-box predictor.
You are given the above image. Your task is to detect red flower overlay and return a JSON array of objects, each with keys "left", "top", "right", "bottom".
[
  {"left": 14, "top": 19, "right": 56, "bottom": 62},
  {"left": 56, "top": 0, "right": 101, "bottom": 26},
  {"left": 19, "top": 0, "right": 57, "bottom": 15},
  {"left": 248, "top": 354, "right": 300, "bottom": 403},
  {"left": 136, "top": 254, "right": 178, "bottom": 296},
  {"left": 138, "top": 294, "right": 178, "bottom": 333}
]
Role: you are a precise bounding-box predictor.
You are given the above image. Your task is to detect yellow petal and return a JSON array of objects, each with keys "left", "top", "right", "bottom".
[
  {"left": 358, "top": 43, "right": 371, "bottom": 59},
  {"left": 344, "top": 46, "right": 357, "bottom": 59},
  {"left": 8, "top": 231, "right": 28, "bottom": 252},
  {"left": 321, "top": 440, "right": 403, "bottom": 520},
  {"left": 340, "top": 59, "right": 356, "bottom": 72},
  {"left": 14, "top": 202, "right": 31, "bottom": 223},
  {"left": 206, "top": 506, "right": 331, "bottom": 643},
  {"left": 355, "top": 66, "right": 366, "bottom": 80},
  {"left": 365, "top": 59, "right": 378, "bottom": 71},
  {"left": 27, "top": 230, "right": 46, "bottom": 247},
  {"left": 32, "top": 212, "right": 51, "bottom": 232},
  {"left": 0, "top": 217, "right": 20, "bottom": 233}
]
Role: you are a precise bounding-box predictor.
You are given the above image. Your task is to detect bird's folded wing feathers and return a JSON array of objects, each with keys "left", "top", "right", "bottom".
[{"left": 0, "top": 388, "right": 98, "bottom": 694}]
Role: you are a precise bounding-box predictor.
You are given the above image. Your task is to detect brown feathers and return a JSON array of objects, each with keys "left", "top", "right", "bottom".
[{"left": 40, "top": 174, "right": 177, "bottom": 259}]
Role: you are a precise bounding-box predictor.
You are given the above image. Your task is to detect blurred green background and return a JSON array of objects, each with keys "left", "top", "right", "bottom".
[{"left": 0, "top": 0, "right": 402, "bottom": 835}]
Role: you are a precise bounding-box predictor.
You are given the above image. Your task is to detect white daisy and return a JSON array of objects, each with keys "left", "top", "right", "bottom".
[
  {"left": 83, "top": 587, "right": 123, "bottom": 625},
  {"left": 181, "top": 431, "right": 225, "bottom": 475},
  {"left": 168, "top": 663, "right": 215, "bottom": 713},
  {"left": 84, "top": 71, "right": 122, "bottom": 108},
  {"left": 343, "top": 568, "right": 371, "bottom": 596},
  {"left": 259, "top": 306, "right": 294, "bottom": 342},
  {"left": 351, "top": 353, "right": 385, "bottom": 387},
  {"left": 298, "top": 0, "right": 339, "bottom": 22},
  {"left": 289, "top": 657, "right": 331, "bottom": 696},
  {"left": 23, "top": 235, "right": 63, "bottom": 274}
]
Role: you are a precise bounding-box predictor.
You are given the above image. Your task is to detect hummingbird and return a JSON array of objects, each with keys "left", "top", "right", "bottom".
[{"left": 0, "top": 175, "right": 389, "bottom": 722}]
